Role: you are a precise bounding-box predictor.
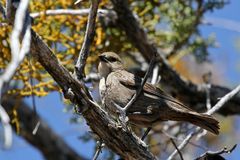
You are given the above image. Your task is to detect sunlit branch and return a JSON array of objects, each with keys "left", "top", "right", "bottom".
[
  {"left": 167, "top": 84, "right": 240, "bottom": 160},
  {"left": 75, "top": 0, "right": 100, "bottom": 79},
  {"left": 0, "top": 105, "right": 12, "bottom": 148},
  {"left": 0, "top": 0, "right": 31, "bottom": 149},
  {"left": 30, "top": 8, "right": 116, "bottom": 19}
]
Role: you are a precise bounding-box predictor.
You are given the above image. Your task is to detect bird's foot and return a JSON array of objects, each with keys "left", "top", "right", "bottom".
[
  {"left": 113, "top": 102, "right": 129, "bottom": 130},
  {"left": 63, "top": 88, "right": 75, "bottom": 101}
]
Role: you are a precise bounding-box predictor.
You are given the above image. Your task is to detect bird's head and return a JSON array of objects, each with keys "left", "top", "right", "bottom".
[{"left": 98, "top": 52, "right": 124, "bottom": 78}]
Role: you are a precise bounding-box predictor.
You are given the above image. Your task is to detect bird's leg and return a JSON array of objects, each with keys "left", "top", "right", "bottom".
[
  {"left": 141, "top": 127, "right": 152, "bottom": 140},
  {"left": 93, "top": 140, "right": 105, "bottom": 160},
  {"left": 113, "top": 102, "right": 129, "bottom": 130}
]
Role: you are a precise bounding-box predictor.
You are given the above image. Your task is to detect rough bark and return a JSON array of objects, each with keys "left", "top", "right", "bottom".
[
  {"left": 2, "top": 96, "right": 87, "bottom": 160},
  {"left": 29, "top": 29, "right": 156, "bottom": 160}
]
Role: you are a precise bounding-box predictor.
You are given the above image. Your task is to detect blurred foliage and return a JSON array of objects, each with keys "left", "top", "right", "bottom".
[{"left": 0, "top": 0, "right": 227, "bottom": 98}]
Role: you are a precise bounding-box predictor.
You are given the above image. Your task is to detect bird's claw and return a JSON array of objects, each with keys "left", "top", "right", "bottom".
[
  {"left": 63, "top": 88, "right": 75, "bottom": 100},
  {"left": 113, "top": 102, "right": 129, "bottom": 130}
]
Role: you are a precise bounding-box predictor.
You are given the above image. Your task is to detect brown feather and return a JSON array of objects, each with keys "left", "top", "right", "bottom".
[{"left": 98, "top": 52, "right": 220, "bottom": 135}]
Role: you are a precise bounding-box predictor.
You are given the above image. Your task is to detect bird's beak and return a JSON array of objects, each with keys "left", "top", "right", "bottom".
[{"left": 99, "top": 55, "right": 108, "bottom": 62}]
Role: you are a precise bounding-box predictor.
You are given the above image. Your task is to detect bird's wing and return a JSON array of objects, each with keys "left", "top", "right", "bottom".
[{"left": 117, "top": 70, "right": 194, "bottom": 111}]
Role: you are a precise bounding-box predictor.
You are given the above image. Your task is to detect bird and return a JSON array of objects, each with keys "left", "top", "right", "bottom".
[{"left": 98, "top": 52, "right": 219, "bottom": 135}]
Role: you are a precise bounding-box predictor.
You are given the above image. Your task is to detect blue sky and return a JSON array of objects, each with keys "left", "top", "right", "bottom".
[
  {"left": 1, "top": 1, "right": 240, "bottom": 160},
  {"left": 201, "top": 1, "right": 240, "bottom": 86}
]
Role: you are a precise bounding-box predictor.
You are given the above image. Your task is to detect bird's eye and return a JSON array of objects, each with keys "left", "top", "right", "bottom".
[{"left": 107, "top": 57, "right": 117, "bottom": 62}]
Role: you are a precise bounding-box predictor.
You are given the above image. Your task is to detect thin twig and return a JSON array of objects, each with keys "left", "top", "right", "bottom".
[
  {"left": 160, "top": 130, "right": 208, "bottom": 151},
  {"left": 0, "top": 0, "right": 31, "bottom": 148},
  {"left": 196, "top": 144, "right": 237, "bottom": 160},
  {"left": 141, "top": 127, "right": 151, "bottom": 140},
  {"left": 167, "top": 132, "right": 194, "bottom": 160},
  {"left": 93, "top": 141, "right": 105, "bottom": 160},
  {"left": 27, "top": 55, "right": 41, "bottom": 135},
  {"left": 75, "top": 0, "right": 100, "bottom": 79},
  {"left": 170, "top": 138, "right": 184, "bottom": 160},
  {"left": 167, "top": 84, "right": 240, "bottom": 160},
  {"left": 0, "top": 0, "right": 31, "bottom": 91},
  {"left": 123, "top": 54, "right": 156, "bottom": 111},
  {"left": 207, "top": 84, "right": 240, "bottom": 115},
  {"left": 64, "top": 0, "right": 100, "bottom": 112},
  {"left": 113, "top": 54, "right": 156, "bottom": 130}
]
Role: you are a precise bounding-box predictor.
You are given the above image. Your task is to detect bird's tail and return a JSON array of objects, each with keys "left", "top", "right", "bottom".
[{"left": 179, "top": 112, "right": 220, "bottom": 135}]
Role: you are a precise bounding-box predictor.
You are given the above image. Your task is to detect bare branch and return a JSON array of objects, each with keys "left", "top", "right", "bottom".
[
  {"left": 141, "top": 127, "right": 152, "bottom": 141},
  {"left": 2, "top": 95, "right": 87, "bottom": 160},
  {"left": 110, "top": 0, "right": 240, "bottom": 116},
  {"left": 170, "top": 138, "right": 184, "bottom": 160},
  {"left": 207, "top": 84, "right": 240, "bottom": 115},
  {"left": 0, "top": 105, "right": 12, "bottom": 148},
  {"left": 30, "top": 9, "right": 116, "bottom": 19},
  {"left": 167, "top": 132, "right": 195, "bottom": 160},
  {"left": 0, "top": 0, "right": 31, "bottom": 149},
  {"left": 75, "top": 0, "right": 100, "bottom": 79},
  {"left": 93, "top": 141, "right": 105, "bottom": 160},
  {"left": 29, "top": 28, "right": 156, "bottom": 159},
  {"left": 196, "top": 144, "right": 237, "bottom": 160},
  {"left": 123, "top": 54, "right": 156, "bottom": 111},
  {"left": 167, "top": 84, "right": 240, "bottom": 160},
  {"left": 0, "top": 0, "right": 31, "bottom": 92}
]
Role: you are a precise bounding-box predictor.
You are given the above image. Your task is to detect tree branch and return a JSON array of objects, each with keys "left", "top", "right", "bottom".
[
  {"left": 5, "top": 1, "right": 155, "bottom": 158},
  {"left": 2, "top": 95, "right": 87, "bottom": 160},
  {"left": 196, "top": 144, "right": 237, "bottom": 160},
  {"left": 30, "top": 28, "right": 156, "bottom": 159},
  {"left": 0, "top": 105, "right": 12, "bottom": 148},
  {"left": 30, "top": 9, "right": 115, "bottom": 19},
  {"left": 167, "top": 84, "right": 240, "bottom": 160},
  {"left": 110, "top": 0, "right": 240, "bottom": 116},
  {"left": 75, "top": 0, "right": 100, "bottom": 79},
  {"left": 0, "top": 0, "right": 31, "bottom": 149},
  {"left": 170, "top": 138, "right": 184, "bottom": 160},
  {"left": 123, "top": 54, "right": 156, "bottom": 112}
]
